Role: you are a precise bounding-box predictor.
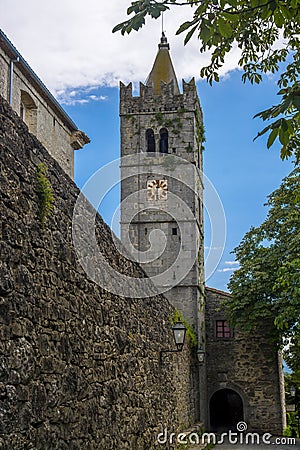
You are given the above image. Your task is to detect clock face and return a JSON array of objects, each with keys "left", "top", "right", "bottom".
[{"left": 146, "top": 179, "right": 168, "bottom": 201}]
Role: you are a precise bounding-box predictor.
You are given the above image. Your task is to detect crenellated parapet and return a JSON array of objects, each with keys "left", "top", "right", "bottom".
[
  {"left": 183, "top": 78, "right": 202, "bottom": 112},
  {"left": 120, "top": 78, "right": 202, "bottom": 117}
]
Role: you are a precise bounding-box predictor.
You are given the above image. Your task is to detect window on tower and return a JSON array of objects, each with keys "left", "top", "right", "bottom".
[
  {"left": 159, "top": 128, "right": 168, "bottom": 153},
  {"left": 146, "top": 129, "right": 156, "bottom": 152}
]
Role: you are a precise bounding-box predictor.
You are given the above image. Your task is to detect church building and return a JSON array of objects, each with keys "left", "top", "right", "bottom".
[
  {"left": 0, "top": 29, "right": 90, "bottom": 179},
  {"left": 0, "top": 27, "right": 286, "bottom": 437},
  {"left": 119, "top": 33, "right": 286, "bottom": 434}
]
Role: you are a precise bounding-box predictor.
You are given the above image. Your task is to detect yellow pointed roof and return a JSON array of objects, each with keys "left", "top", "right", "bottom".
[{"left": 146, "top": 33, "right": 180, "bottom": 95}]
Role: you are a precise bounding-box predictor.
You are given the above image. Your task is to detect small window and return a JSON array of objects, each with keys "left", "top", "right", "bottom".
[
  {"left": 145, "top": 228, "right": 148, "bottom": 235},
  {"left": 146, "top": 129, "right": 155, "bottom": 152},
  {"left": 216, "top": 320, "right": 233, "bottom": 338},
  {"left": 159, "top": 128, "right": 168, "bottom": 153},
  {"left": 20, "top": 90, "right": 37, "bottom": 134},
  {"left": 172, "top": 227, "right": 177, "bottom": 235}
]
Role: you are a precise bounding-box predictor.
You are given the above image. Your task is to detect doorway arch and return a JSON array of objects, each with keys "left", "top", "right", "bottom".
[{"left": 210, "top": 388, "right": 244, "bottom": 432}]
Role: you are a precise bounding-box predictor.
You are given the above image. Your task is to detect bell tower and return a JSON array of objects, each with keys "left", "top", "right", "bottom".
[{"left": 119, "top": 33, "right": 205, "bottom": 335}]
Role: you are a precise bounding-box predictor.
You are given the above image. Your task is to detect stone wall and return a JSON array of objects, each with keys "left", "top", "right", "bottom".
[
  {"left": 0, "top": 95, "right": 198, "bottom": 449},
  {"left": 205, "top": 287, "right": 286, "bottom": 435}
]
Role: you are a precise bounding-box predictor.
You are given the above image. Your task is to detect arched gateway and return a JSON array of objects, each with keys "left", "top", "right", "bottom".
[{"left": 210, "top": 389, "right": 244, "bottom": 432}]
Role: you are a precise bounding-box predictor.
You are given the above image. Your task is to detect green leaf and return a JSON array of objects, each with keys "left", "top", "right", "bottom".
[
  {"left": 150, "top": 8, "right": 161, "bottom": 19},
  {"left": 184, "top": 24, "right": 199, "bottom": 45},
  {"left": 280, "top": 5, "right": 293, "bottom": 20},
  {"left": 200, "top": 24, "right": 211, "bottom": 43},
  {"left": 278, "top": 88, "right": 288, "bottom": 95},
  {"left": 292, "top": 96, "right": 300, "bottom": 111},
  {"left": 218, "top": 17, "right": 232, "bottom": 38},
  {"left": 176, "top": 20, "right": 196, "bottom": 35},
  {"left": 279, "top": 127, "right": 289, "bottom": 146},
  {"left": 274, "top": 10, "right": 285, "bottom": 28},
  {"left": 261, "top": 6, "right": 272, "bottom": 19},
  {"left": 112, "top": 22, "right": 126, "bottom": 33},
  {"left": 267, "top": 128, "right": 278, "bottom": 148},
  {"left": 254, "top": 124, "right": 271, "bottom": 140},
  {"left": 127, "top": 4, "right": 140, "bottom": 15}
]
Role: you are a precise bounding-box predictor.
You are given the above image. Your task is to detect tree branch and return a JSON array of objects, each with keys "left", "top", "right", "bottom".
[{"left": 158, "top": 0, "right": 275, "bottom": 15}]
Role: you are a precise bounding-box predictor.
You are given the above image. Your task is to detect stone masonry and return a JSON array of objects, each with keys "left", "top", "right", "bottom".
[
  {"left": 0, "top": 95, "right": 198, "bottom": 449},
  {"left": 0, "top": 30, "right": 89, "bottom": 179},
  {"left": 205, "top": 287, "right": 286, "bottom": 434},
  {"left": 120, "top": 67, "right": 204, "bottom": 334}
]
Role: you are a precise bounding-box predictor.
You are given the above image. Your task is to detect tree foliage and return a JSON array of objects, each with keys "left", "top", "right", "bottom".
[
  {"left": 113, "top": 0, "right": 300, "bottom": 162},
  {"left": 225, "top": 167, "right": 300, "bottom": 357}
]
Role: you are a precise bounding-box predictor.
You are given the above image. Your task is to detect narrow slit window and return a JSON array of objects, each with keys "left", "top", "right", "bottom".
[
  {"left": 146, "top": 129, "right": 155, "bottom": 152},
  {"left": 159, "top": 128, "right": 168, "bottom": 153}
]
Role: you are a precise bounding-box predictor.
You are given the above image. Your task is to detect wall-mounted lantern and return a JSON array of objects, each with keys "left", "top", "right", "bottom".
[
  {"left": 197, "top": 347, "right": 205, "bottom": 364},
  {"left": 291, "top": 386, "right": 296, "bottom": 397},
  {"left": 160, "top": 321, "right": 186, "bottom": 365}
]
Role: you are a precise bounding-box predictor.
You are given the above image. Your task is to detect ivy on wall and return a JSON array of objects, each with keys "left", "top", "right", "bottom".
[{"left": 35, "top": 163, "right": 54, "bottom": 228}]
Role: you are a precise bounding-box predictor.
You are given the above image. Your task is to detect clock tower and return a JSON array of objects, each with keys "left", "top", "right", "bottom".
[
  {"left": 120, "top": 33, "right": 205, "bottom": 330},
  {"left": 119, "top": 36, "right": 206, "bottom": 421}
]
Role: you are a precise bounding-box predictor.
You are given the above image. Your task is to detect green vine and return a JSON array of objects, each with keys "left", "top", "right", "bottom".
[
  {"left": 155, "top": 112, "right": 164, "bottom": 126},
  {"left": 35, "top": 163, "right": 54, "bottom": 228},
  {"left": 196, "top": 123, "right": 206, "bottom": 144},
  {"left": 185, "top": 144, "right": 193, "bottom": 153},
  {"left": 164, "top": 118, "right": 173, "bottom": 128},
  {"left": 173, "top": 117, "right": 183, "bottom": 129},
  {"left": 153, "top": 113, "right": 183, "bottom": 135},
  {"left": 170, "top": 309, "right": 198, "bottom": 349},
  {"left": 195, "top": 109, "right": 206, "bottom": 145}
]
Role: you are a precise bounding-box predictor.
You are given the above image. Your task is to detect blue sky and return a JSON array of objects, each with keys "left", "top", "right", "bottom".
[{"left": 2, "top": 0, "right": 293, "bottom": 291}]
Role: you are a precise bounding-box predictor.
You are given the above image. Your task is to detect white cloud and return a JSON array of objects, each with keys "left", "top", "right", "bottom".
[
  {"left": 55, "top": 86, "right": 108, "bottom": 105},
  {"left": 1, "top": 0, "right": 242, "bottom": 98},
  {"left": 217, "top": 268, "right": 238, "bottom": 273},
  {"left": 89, "top": 95, "right": 107, "bottom": 101},
  {"left": 217, "top": 260, "right": 240, "bottom": 272}
]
